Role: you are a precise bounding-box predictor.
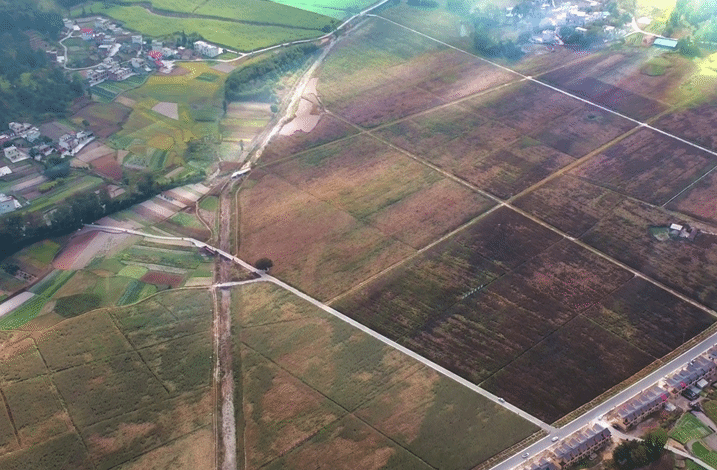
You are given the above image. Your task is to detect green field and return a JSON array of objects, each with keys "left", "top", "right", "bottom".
[
  {"left": 71, "top": 2, "right": 334, "bottom": 52},
  {"left": 169, "top": 212, "right": 205, "bottom": 229},
  {"left": 117, "top": 264, "right": 149, "bottom": 279},
  {"left": 198, "top": 195, "right": 218, "bottom": 212},
  {"left": 0, "top": 288, "right": 215, "bottom": 468},
  {"left": 0, "top": 296, "right": 49, "bottom": 330},
  {"left": 270, "top": 0, "right": 377, "bottom": 18},
  {"left": 21, "top": 175, "right": 105, "bottom": 214},
  {"left": 669, "top": 413, "right": 712, "bottom": 445},
  {"left": 692, "top": 442, "right": 717, "bottom": 468},
  {"left": 91, "top": 75, "right": 146, "bottom": 103}
]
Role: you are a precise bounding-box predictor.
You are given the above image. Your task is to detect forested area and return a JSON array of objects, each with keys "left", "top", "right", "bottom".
[
  {"left": 0, "top": 0, "right": 83, "bottom": 128},
  {"left": 224, "top": 44, "right": 318, "bottom": 102}
]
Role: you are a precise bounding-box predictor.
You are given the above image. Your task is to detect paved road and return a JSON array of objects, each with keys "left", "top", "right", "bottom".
[
  {"left": 84, "top": 224, "right": 717, "bottom": 469},
  {"left": 84, "top": 223, "right": 553, "bottom": 431}
]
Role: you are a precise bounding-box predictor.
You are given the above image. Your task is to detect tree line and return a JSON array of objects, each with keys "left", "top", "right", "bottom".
[
  {"left": 0, "top": 171, "right": 205, "bottom": 258},
  {"left": 224, "top": 44, "right": 319, "bottom": 103}
]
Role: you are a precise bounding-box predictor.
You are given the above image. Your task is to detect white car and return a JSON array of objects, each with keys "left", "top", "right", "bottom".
[
  {"left": 498, "top": 398, "right": 505, "bottom": 403},
  {"left": 522, "top": 453, "right": 530, "bottom": 459},
  {"left": 552, "top": 436, "right": 559, "bottom": 442}
]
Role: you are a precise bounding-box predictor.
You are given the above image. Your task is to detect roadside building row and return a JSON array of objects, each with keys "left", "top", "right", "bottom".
[
  {"left": 609, "top": 385, "right": 669, "bottom": 431},
  {"left": 517, "top": 425, "right": 612, "bottom": 470}
]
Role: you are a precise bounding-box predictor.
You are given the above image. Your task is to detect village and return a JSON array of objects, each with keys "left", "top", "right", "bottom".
[
  {"left": 518, "top": 345, "right": 717, "bottom": 470},
  {"left": 51, "top": 16, "right": 229, "bottom": 85}
]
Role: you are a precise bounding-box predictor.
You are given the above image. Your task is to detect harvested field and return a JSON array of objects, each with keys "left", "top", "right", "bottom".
[
  {"left": 581, "top": 198, "right": 717, "bottom": 310},
  {"left": 584, "top": 277, "right": 715, "bottom": 358},
  {"left": 515, "top": 175, "right": 627, "bottom": 236},
  {"left": 111, "top": 426, "right": 213, "bottom": 470},
  {"left": 92, "top": 154, "right": 123, "bottom": 180},
  {"left": 539, "top": 52, "right": 669, "bottom": 120},
  {"left": 140, "top": 271, "right": 185, "bottom": 287},
  {"left": 73, "top": 102, "right": 132, "bottom": 138},
  {"left": 38, "top": 121, "right": 74, "bottom": 141},
  {"left": 481, "top": 315, "right": 653, "bottom": 423},
  {"left": 572, "top": 128, "right": 717, "bottom": 205},
  {"left": 75, "top": 141, "right": 114, "bottom": 164},
  {"left": 461, "top": 80, "right": 583, "bottom": 134},
  {"left": 532, "top": 105, "right": 636, "bottom": 158},
  {"left": 151, "top": 102, "right": 179, "bottom": 120},
  {"left": 53, "top": 231, "right": 99, "bottom": 270},
  {"left": 3, "top": 376, "right": 68, "bottom": 446},
  {"left": 238, "top": 169, "right": 414, "bottom": 300},
  {"left": 232, "top": 282, "right": 538, "bottom": 470},
  {"left": 668, "top": 168, "right": 717, "bottom": 225},
  {"left": 655, "top": 97, "right": 717, "bottom": 152}
]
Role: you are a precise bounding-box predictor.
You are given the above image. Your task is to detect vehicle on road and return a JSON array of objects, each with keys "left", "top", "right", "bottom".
[
  {"left": 522, "top": 453, "right": 529, "bottom": 458},
  {"left": 551, "top": 436, "right": 559, "bottom": 442}
]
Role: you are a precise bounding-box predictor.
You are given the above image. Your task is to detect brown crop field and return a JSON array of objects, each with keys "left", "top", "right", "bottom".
[
  {"left": 140, "top": 271, "right": 185, "bottom": 287},
  {"left": 584, "top": 277, "right": 715, "bottom": 358},
  {"left": 655, "top": 97, "right": 717, "bottom": 152},
  {"left": 572, "top": 128, "right": 717, "bottom": 205},
  {"left": 667, "top": 168, "right": 717, "bottom": 225},
  {"left": 461, "top": 80, "right": 583, "bottom": 134},
  {"left": 581, "top": 198, "right": 717, "bottom": 310},
  {"left": 260, "top": 114, "right": 359, "bottom": 164},
  {"left": 232, "top": 282, "right": 538, "bottom": 470},
  {"left": 539, "top": 50, "right": 695, "bottom": 107},
  {"left": 538, "top": 51, "right": 673, "bottom": 120},
  {"left": 531, "top": 105, "right": 636, "bottom": 158},
  {"left": 92, "top": 154, "right": 123, "bottom": 181},
  {"left": 73, "top": 102, "right": 132, "bottom": 138},
  {"left": 239, "top": 135, "right": 495, "bottom": 298},
  {"left": 481, "top": 315, "right": 653, "bottom": 423},
  {"left": 514, "top": 175, "right": 627, "bottom": 237}
]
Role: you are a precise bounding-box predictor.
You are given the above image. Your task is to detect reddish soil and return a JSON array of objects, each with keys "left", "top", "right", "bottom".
[
  {"left": 92, "top": 154, "right": 123, "bottom": 181},
  {"left": 572, "top": 128, "right": 717, "bottom": 205},
  {"left": 53, "top": 231, "right": 99, "bottom": 270},
  {"left": 140, "top": 271, "right": 184, "bottom": 287},
  {"left": 73, "top": 103, "right": 132, "bottom": 139},
  {"left": 261, "top": 115, "right": 358, "bottom": 164}
]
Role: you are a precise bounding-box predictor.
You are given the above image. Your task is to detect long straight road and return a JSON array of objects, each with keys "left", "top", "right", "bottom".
[{"left": 84, "top": 223, "right": 717, "bottom": 470}]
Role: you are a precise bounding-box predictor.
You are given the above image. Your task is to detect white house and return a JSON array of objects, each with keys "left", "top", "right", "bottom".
[
  {"left": 132, "top": 35, "right": 143, "bottom": 44},
  {"left": 194, "top": 40, "right": 222, "bottom": 57},
  {"left": 3, "top": 146, "right": 28, "bottom": 163},
  {"left": 0, "top": 166, "right": 11, "bottom": 177},
  {"left": 0, "top": 194, "right": 18, "bottom": 215}
]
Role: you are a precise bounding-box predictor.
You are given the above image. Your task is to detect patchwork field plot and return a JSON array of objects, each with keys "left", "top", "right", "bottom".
[
  {"left": 332, "top": 204, "right": 714, "bottom": 422},
  {"left": 240, "top": 134, "right": 495, "bottom": 298},
  {"left": 655, "top": 97, "right": 717, "bottom": 152},
  {"left": 539, "top": 52, "right": 672, "bottom": 120},
  {"left": 667, "top": 168, "right": 717, "bottom": 225},
  {"left": 232, "top": 282, "right": 538, "bottom": 470},
  {"left": 317, "top": 18, "right": 516, "bottom": 128},
  {"left": 260, "top": 114, "right": 358, "bottom": 164},
  {"left": 73, "top": 102, "right": 132, "bottom": 138},
  {"left": 0, "top": 288, "right": 214, "bottom": 469},
  {"left": 572, "top": 128, "right": 717, "bottom": 205}
]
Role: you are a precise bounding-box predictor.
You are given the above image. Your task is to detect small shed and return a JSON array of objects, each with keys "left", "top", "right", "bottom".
[
  {"left": 654, "top": 38, "right": 678, "bottom": 49},
  {"left": 697, "top": 378, "right": 709, "bottom": 389}
]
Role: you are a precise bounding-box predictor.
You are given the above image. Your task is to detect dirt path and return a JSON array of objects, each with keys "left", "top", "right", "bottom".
[{"left": 214, "top": 186, "right": 237, "bottom": 470}]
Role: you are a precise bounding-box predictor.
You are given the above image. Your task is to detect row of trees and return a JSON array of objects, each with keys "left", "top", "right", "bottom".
[
  {"left": 0, "top": 171, "right": 205, "bottom": 256},
  {"left": 225, "top": 43, "right": 319, "bottom": 102}
]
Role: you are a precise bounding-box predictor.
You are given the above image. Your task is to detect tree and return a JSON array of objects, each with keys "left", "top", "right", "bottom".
[
  {"left": 255, "top": 258, "right": 273, "bottom": 271},
  {"left": 644, "top": 428, "right": 668, "bottom": 459}
]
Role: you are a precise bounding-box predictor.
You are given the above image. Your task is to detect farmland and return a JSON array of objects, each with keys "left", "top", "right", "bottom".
[
  {"left": 0, "top": 287, "right": 214, "bottom": 469},
  {"left": 572, "top": 128, "right": 717, "bottom": 205},
  {"left": 231, "top": 281, "right": 539, "bottom": 470},
  {"left": 655, "top": 97, "right": 717, "bottom": 152},
  {"left": 332, "top": 206, "right": 713, "bottom": 422},
  {"left": 70, "top": 2, "right": 335, "bottom": 52},
  {"left": 238, "top": 133, "right": 495, "bottom": 299},
  {"left": 270, "top": 0, "right": 377, "bottom": 18}
]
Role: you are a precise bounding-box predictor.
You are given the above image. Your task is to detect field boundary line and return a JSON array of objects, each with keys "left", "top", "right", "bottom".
[
  {"left": 239, "top": 339, "right": 440, "bottom": 470},
  {"left": 369, "top": 14, "right": 717, "bottom": 161},
  {"left": 0, "top": 389, "right": 20, "bottom": 449},
  {"left": 83, "top": 224, "right": 554, "bottom": 432}
]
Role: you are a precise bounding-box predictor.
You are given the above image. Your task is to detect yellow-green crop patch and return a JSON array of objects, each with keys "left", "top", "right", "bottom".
[{"left": 117, "top": 265, "right": 148, "bottom": 279}]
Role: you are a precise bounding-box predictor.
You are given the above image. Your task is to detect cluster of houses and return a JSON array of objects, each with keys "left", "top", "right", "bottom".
[
  {"left": 519, "top": 425, "right": 613, "bottom": 470},
  {"left": 57, "top": 131, "right": 95, "bottom": 158},
  {"left": 668, "top": 223, "right": 700, "bottom": 241},
  {"left": 609, "top": 347, "right": 717, "bottom": 431},
  {"left": 193, "top": 40, "right": 223, "bottom": 58},
  {"left": 86, "top": 57, "right": 134, "bottom": 86}
]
